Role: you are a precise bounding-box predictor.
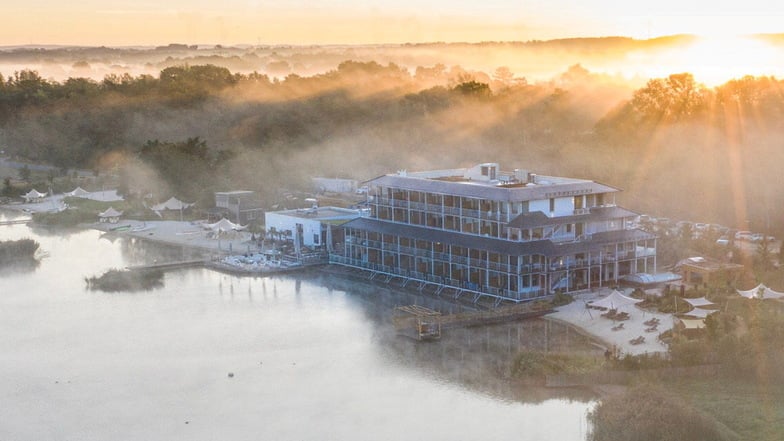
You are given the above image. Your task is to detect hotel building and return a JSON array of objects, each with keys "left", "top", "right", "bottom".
[{"left": 332, "top": 163, "right": 656, "bottom": 303}]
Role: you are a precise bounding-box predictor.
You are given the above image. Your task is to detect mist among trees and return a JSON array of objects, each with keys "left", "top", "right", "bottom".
[{"left": 1, "top": 53, "right": 784, "bottom": 235}]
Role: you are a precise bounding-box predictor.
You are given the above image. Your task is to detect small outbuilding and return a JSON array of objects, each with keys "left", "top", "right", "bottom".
[
  {"left": 264, "top": 206, "right": 365, "bottom": 250},
  {"left": 676, "top": 256, "right": 743, "bottom": 285}
]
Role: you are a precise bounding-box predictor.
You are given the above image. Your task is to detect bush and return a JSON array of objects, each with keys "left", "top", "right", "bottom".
[
  {"left": 85, "top": 269, "right": 164, "bottom": 292},
  {"left": 551, "top": 290, "right": 574, "bottom": 306},
  {"left": 32, "top": 209, "right": 97, "bottom": 226},
  {"left": 0, "top": 238, "right": 39, "bottom": 264},
  {"left": 588, "top": 384, "right": 739, "bottom": 441}
]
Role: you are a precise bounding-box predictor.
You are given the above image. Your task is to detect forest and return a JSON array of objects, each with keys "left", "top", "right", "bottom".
[{"left": 1, "top": 56, "right": 784, "bottom": 235}]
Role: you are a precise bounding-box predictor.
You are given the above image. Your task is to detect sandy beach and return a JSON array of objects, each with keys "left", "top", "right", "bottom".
[
  {"left": 91, "top": 219, "right": 260, "bottom": 256},
  {"left": 548, "top": 290, "right": 672, "bottom": 356}
]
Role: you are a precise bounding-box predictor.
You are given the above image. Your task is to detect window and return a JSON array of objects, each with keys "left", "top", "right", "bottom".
[
  {"left": 313, "top": 234, "right": 319, "bottom": 244},
  {"left": 549, "top": 198, "right": 555, "bottom": 212}
]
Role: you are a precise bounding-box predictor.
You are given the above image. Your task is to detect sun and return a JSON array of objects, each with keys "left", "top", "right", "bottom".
[{"left": 644, "top": 35, "right": 782, "bottom": 86}]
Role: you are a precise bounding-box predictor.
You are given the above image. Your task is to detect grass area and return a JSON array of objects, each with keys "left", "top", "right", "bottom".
[
  {"left": 588, "top": 383, "right": 740, "bottom": 441},
  {"left": 664, "top": 377, "right": 784, "bottom": 441},
  {"left": 511, "top": 351, "right": 605, "bottom": 378}
]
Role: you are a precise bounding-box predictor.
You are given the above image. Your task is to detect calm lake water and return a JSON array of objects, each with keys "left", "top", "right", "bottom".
[{"left": 0, "top": 210, "right": 596, "bottom": 441}]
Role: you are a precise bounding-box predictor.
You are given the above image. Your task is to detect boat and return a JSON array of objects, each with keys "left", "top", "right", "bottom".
[{"left": 109, "top": 224, "right": 132, "bottom": 232}]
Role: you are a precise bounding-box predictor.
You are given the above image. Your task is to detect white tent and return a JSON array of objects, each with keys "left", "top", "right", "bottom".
[
  {"left": 737, "top": 284, "right": 784, "bottom": 300},
  {"left": 66, "top": 187, "right": 90, "bottom": 197},
  {"left": 98, "top": 207, "right": 123, "bottom": 223},
  {"left": 206, "top": 218, "right": 246, "bottom": 233},
  {"left": 683, "top": 297, "right": 715, "bottom": 308},
  {"left": 589, "top": 290, "right": 643, "bottom": 310},
  {"left": 151, "top": 197, "right": 194, "bottom": 211},
  {"left": 22, "top": 189, "right": 47, "bottom": 202},
  {"left": 681, "top": 307, "right": 718, "bottom": 318}
]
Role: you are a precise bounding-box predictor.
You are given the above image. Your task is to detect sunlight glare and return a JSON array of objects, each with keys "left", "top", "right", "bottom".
[{"left": 641, "top": 35, "right": 782, "bottom": 86}]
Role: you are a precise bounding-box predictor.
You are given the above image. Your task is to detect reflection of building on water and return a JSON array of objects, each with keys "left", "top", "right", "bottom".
[
  {"left": 317, "top": 271, "right": 600, "bottom": 402},
  {"left": 383, "top": 318, "right": 601, "bottom": 403},
  {"left": 333, "top": 163, "right": 656, "bottom": 304}
]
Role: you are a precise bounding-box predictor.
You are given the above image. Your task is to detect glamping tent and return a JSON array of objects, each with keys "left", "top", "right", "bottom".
[
  {"left": 151, "top": 197, "right": 194, "bottom": 220},
  {"left": 98, "top": 207, "right": 123, "bottom": 224},
  {"left": 22, "top": 189, "right": 47, "bottom": 203},
  {"left": 66, "top": 187, "right": 90, "bottom": 198},
  {"left": 206, "top": 218, "right": 246, "bottom": 234},
  {"left": 151, "top": 197, "right": 193, "bottom": 212},
  {"left": 736, "top": 284, "right": 784, "bottom": 300}
]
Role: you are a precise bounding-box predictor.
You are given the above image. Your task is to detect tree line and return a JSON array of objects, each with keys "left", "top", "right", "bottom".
[{"left": 2, "top": 62, "right": 784, "bottom": 232}]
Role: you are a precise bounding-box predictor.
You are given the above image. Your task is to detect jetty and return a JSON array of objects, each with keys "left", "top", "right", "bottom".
[
  {"left": 0, "top": 218, "right": 32, "bottom": 226},
  {"left": 126, "top": 260, "right": 207, "bottom": 272}
]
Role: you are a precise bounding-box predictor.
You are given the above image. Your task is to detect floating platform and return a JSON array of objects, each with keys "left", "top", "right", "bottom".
[{"left": 393, "top": 305, "right": 442, "bottom": 340}]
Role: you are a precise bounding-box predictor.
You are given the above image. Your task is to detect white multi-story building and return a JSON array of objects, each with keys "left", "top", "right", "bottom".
[{"left": 331, "top": 163, "right": 656, "bottom": 302}]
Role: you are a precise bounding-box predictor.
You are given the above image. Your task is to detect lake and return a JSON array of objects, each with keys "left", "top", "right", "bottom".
[{"left": 0, "top": 210, "right": 596, "bottom": 441}]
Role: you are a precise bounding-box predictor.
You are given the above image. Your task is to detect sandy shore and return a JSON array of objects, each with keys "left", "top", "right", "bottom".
[
  {"left": 548, "top": 290, "right": 672, "bottom": 357},
  {"left": 2, "top": 193, "right": 260, "bottom": 256},
  {"left": 92, "top": 219, "right": 260, "bottom": 256}
]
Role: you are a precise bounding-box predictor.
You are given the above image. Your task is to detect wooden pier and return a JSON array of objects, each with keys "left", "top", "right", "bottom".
[
  {"left": 125, "top": 260, "right": 207, "bottom": 272},
  {"left": 393, "top": 302, "right": 553, "bottom": 340},
  {"left": 393, "top": 305, "right": 442, "bottom": 340},
  {"left": 0, "top": 218, "right": 32, "bottom": 226}
]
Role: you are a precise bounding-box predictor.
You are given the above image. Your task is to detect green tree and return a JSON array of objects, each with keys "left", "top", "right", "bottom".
[
  {"left": 1, "top": 177, "right": 13, "bottom": 197},
  {"left": 452, "top": 81, "right": 492, "bottom": 98},
  {"left": 19, "top": 164, "right": 31, "bottom": 181},
  {"left": 755, "top": 236, "right": 774, "bottom": 271}
]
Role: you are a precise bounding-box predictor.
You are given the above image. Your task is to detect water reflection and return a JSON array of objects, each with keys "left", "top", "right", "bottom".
[
  {"left": 0, "top": 217, "right": 595, "bottom": 441},
  {"left": 314, "top": 273, "right": 600, "bottom": 404},
  {"left": 0, "top": 257, "right": 40, "bottom": 276}
]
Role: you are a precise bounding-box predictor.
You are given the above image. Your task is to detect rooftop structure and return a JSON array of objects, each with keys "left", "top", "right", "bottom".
[{"left": 332, "top": 163, "right": 656, "bottom": 303}]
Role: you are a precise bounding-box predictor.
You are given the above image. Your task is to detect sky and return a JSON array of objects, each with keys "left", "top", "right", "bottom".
[{"left": 3, "top": 1, "right": 784, "bottom": 46}]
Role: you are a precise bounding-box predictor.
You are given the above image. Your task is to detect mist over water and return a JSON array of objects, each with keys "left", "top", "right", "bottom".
[{"left": 0, "top": 211, "right": 594, "bottom": 441}]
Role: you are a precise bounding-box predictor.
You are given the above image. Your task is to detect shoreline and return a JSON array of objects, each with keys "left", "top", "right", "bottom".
[{"left": 2, "top": 204, "right": 673, "bottom": 357}]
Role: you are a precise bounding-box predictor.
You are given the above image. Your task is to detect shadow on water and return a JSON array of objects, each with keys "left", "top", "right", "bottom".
[
  {"left": 0, "top": 258, "right": 40, "bottom": 276},
  {"left": 302, "top": 269, "right": 600, "bottom": 404}
]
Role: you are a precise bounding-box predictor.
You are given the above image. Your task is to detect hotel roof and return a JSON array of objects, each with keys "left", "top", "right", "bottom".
[
  {"left": 270, "top": 206, "right": 364, "bottom": 221},
  {"left": 367, "top": 174, "right": 619, "bottom": 202}
]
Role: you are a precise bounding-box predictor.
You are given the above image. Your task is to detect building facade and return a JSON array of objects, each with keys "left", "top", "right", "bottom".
[
  {"left": 265, "top": 206, "right": 365, "bottom": 250},
  {"left": 332, "top": 163, "right": 656, "bottom": 302},
  {"left": 213, "top": 191, "right": 264, "bottom": 225}
]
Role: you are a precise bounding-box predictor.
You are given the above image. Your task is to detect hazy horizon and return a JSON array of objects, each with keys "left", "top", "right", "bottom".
[{"left": 5, "top": 1, "right": 784, "bottom": 47}]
